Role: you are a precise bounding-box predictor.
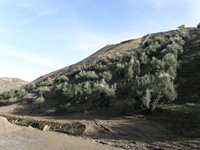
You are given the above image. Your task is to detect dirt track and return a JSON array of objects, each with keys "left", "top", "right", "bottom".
[
  {"left": 0, "top": 116, "right": 118, "bottom": 150},
  {"left": 1, "top": 104, "right": 200, "bottom": 150}
]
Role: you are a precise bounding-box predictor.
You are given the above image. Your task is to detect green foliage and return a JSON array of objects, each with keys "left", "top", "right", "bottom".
[
  {"left": 93, "top": 63, "right": 108, "bottom": 72},
  {"left": 114, "top": 63, "right": 126, "bottom": 79},
  {"left": 56, "top": 75, "right": 69, "bottom": 84},
  {"left": 125, "top": 59, "right": 141, "bottom": 80},
  {"left": 154, "top": 36, "right": 167, "bottom": 45},
  {"left": 24, "top": 83, "right": 36, "bottom": 92},
  {"left": 178, "top": 29, "right": 189, "bottom": 39},
  {"left": 15, "top": 89, "right": 28, "bottom": 99},
  {"left": 33, "top": 96, "right": 45, "bottom": 105},
  {"left": 139, "top": 53, "right": 150, "bottom": 65},
  {"left": 92, "top": 79, "right": 116, "bottom": 107},
  {"left": 144, "top": 39, "right": 154, "bottom": 47},
  {"left": 2, "top": 90, "right": 15, "bottom": 100},
  {"left": 161, "top": 41, "right": 183, "bottom": 57},
  {"left": 75, "top": 70, "right": 99, "bottom": 82},
  {"left": 38, "top": 86, "right": 50, "bottom": 96},
  {"left": 129, "top": 73, "right": 177, "bottom": 111},
  {"left": 100, "top": 71, "right": 112, "bottom": 82},
  {"left": 38, "top": 81, "right": 51, "bottom": 87},
  {"left": 198, "top": 23, "right": 200, "bottom": 29}
]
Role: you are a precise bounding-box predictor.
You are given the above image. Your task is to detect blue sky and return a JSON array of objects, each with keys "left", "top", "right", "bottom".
[{"left": 0, "top": 0, "right": 200, "bottom": 81}]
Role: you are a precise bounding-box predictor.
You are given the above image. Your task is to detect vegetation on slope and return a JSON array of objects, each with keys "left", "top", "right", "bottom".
[{"left": 1, "top": 28, "right": 193, "bottom": 116}]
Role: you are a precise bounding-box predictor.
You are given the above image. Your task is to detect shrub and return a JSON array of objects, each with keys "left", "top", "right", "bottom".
[
  {"left": 24, "top": 83, "right": 36, "bottom": 92},
  {"left": 100, "top": 71, "right": 112, "bottom": 82},
  {"left": 38, "top": 81, "right": 51, "bottom": 87},
  {"left": 38, "top": 86, "right": 50, "bottom": 96},
  {"left": 2, "top": 90, "right": 15, "bottom": 100},
  {"left": 92, "top": 79, "right": 116, "bottom": 107},
  {"left": 144, "top": 39, "right": 154, "bottom": 47},
  {"left": 146, "top": 41, "right": 161, "bottom": 56},
  {"left": 15, "top": 89, "right": 28, "bottom": 99},
  {"left": 56, "top": 75, "right": 69, "bottom": 84},
  {"left": 161, "top": 41, "right": 183, "bottom": 58},
  {"left": 154, "top": 36, "right": 167, "bottom": 45},
  {"left": 33, "top": 96, "right": 45, "bottom": 105},
  {"left": 75, "top": 70, "right": 99, "bottom": 82},
  {"left": 139, "top": 53, "right": 150, "bottom": 65},
  {"left": 114, "top": 63, "right": 126, "bottom": 79},
  {"left": 129, "top": 73, "right": 177, "bottom": 111},
  {"left": 198, "top": 23, "right": 200, "bottom": 29},
  {"left": 94, "top": 63, "right": 108, "bottom": 72},
  {"left": 61, "top": 84, "right": 74, "bottom": 100},
  {"left": 178, "top": 29, "right": 189, "bottom": 39}
]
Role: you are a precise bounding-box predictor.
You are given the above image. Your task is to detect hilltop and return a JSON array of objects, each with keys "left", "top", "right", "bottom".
[{"left": 0, "top": 77, "right": 28, "bottom": 93}]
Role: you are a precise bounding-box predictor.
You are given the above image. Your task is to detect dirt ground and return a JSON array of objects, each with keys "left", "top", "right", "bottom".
[{"left": 1, "top": 104, "right": 200, "bottom": 150}]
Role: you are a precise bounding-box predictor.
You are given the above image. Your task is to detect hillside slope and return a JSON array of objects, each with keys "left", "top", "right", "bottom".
[
  {"left": 34, "top": 29, "right": 179, "bottom": 83},
  {"left": 0, "top": 78, "right": 28, "bottom": 93}
]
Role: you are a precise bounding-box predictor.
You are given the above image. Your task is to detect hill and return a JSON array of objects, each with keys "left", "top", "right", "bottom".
[
  {"left": 0, "top": 27, "right": 200, "bottom": 149},
  {"left": 0, "top": 77, "right": 28, "bottom": 93}
]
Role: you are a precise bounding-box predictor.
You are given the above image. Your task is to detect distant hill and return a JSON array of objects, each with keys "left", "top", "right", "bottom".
[{"left": 0, "top": 78, "right": 28, "bottom": 93}]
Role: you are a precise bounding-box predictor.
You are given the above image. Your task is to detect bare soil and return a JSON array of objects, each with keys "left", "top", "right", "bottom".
[{"left": 1, "top": 104, "right": 200, "bottom": 150}]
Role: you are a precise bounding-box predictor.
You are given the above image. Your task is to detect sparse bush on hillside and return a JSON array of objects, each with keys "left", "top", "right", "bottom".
[
  {"left": 38, "top": 86, "right": 50, "bottom": 97},
  {"left": 38, "top": 81, "right": 51, "bottom": 87},
  {"left": 24, "top": 83, "right": 36, "bottom": 92},
  {"left": 61, "top": 84, "right": 74, "bottom": 100},
  {"left": 161, "top": 42, "right": 183, "bottom": 57},
  {"left": 33, "top": 96, "right": 45, "bottom": 105},
  {"left": 129, "top": 73, "right": 177, "bottom": 111},
  {"left": 114, "top": 63, "right": 126, "bottom": 79},
  {"left": 146, "top": 41, "right": 161, "bottom": 56},
  {"left": 125, "top": 59, "right": 141, "bottom": 80},
  {"left": 178, "top": 29, "right": 189, "bottom": 39},
  {"left": 100, "top": 71, "right": 112, "bottom": 82},
  {"left": 198, "top": 23, "right": 200, "bottom": 29},
  {"left": 139, "top": 52, "right": 150, "bottom": 65},
  {"left": 56, "top": 75, "right": 69, "bottom": 84},
  {"left": 15, "top": 89, "right": 28, "bottom": 99},
  {"left": 92, "top": 79, "right": 116, "bottom": 107},
  {"left": 164, "top": 33, "right": 171, "bottom": 39},
  {"left": 172, "top": 35, "right": 185, "bottom": 46},
  {"left": 75, "top": 70, "right": 99, "bottom": 82},
  {"left": 2, "top": 90, "right": 15, "bottom": 100},
  {"left": 154, "top": 36, "right": 167, "bottom": 45},
  {"left": 108, "top": 53, "right": 123, "bottom": 63},
  {"left": 98, "top": 57, "right": 109, "bottom": 65},
  {"left": 144, "top": 39, "right": 154, "bottom": 48},
  {"left": 93, "top": 63, "right": 108, "bottom": 72}
]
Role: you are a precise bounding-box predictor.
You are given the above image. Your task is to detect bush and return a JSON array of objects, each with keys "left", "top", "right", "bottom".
[
  {"left": 178, "top": 29, "right": 189, "bottom": 39},
  {"left": 24, "top": 83, "right": 36, "bottom": 92},
  {"left": 100, "top": 71, "right": 112, "bottom": 82},
  {"left": 129, "top": 73, "right": 177, "bottom": 111},
  {"left": 154, "top": 36, "right": 167, "bottom": 45},
  {"left": 33, "top": 96, "right": 45, "bottom": 105},
  {"left": 15, "top": 89, "right": 28, "bottom": 99},
  {"left": 139, "top": 53, "right": 150, "bottom": 65},
  {"left": 197, "top": 23, "right": 200, "bottom": 29},
  {"left": 114, "top": 63, "right": 126, "bottom": 79},
  {"left": 38, "top": 86, "right": 50, "bottom": 96},
  {"left": 92, "top": 79, "right": 116, "bottom": 107},
  {"left": 38, "top": 81, "right": 51, "bottom": 87},
  {"left": 94, "top": 63, "right": 108, "bottom": 72},
  {"left": 2, "top": 90, "right": 15, "bottom": 100},
  {"left": 144, "top": 39, "right": 154, "bottom": 47},
  {"left": 56, "top": 75, "right": 69, "bottom": 84},
  {"left": 75, "top": 70, "right": 99, "bottom": 82}
]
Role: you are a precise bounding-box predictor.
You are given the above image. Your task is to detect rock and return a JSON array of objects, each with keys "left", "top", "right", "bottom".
[{"left": 43, "top": 125, "right": 50, "bottom": 131}]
